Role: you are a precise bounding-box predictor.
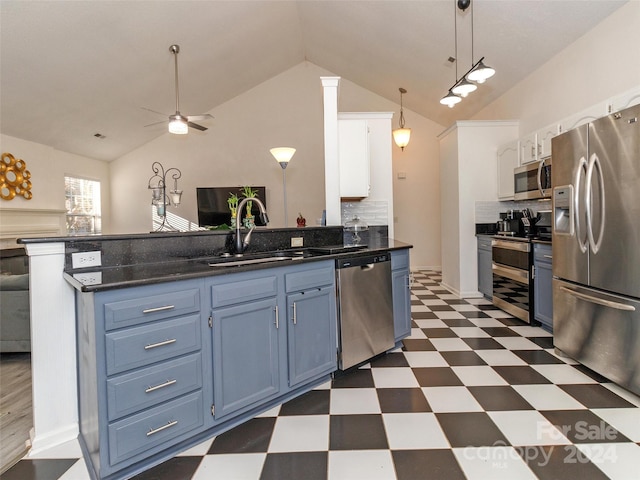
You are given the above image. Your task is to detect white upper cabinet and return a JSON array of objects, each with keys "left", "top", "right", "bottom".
[
  {"left": 537, "top": 123, "right": 560, "bottom": 159},
  {"left": 497, "top": 140, "right": 519, "bottom": 200},
  {"left": 520, "top": 133, "right": 538, "bottom": 164},
  {"left": 560, "top": 102, "right": 609, "bottom": 133},
  {"left": 338, "top": 117, "right": 370, "bottom": 198}
]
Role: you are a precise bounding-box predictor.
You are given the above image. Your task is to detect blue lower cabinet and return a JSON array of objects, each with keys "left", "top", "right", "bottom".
[
  {"left": 286, "top": 285, "right": 337, "bottom": 388},
  {"left": 76, "top": 278, "right": 210, "bottom": 479},
  {"left": 391, "top": 250, "right": 412, "bottom": 343},
  {"left": 211, "top": 297, "right": 281, "bottom": 419},
  {"left": 534, "top": 243, "right": 553, "bottom": 331}
]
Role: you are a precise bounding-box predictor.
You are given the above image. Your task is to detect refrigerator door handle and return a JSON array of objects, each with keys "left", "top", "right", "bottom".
[
  {"left": 560, "top": 286, "right": 635, "bottom": 311},
  {"left": 585, "top": 153, "right": 606, "bottom": 254},
  {"left": 574, "top": 156, "right": 589, "bottom": 253}
]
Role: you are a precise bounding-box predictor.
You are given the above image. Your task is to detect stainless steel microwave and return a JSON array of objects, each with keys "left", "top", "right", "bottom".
[{"left": 514, "top": 158, "right": 552, "bottom": 200}]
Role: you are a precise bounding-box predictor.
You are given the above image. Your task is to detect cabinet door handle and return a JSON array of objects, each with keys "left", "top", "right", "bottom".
[
  {"left": 543, "top": 255, "right": 553, "bottom": 259},
  {"left": 144, "top": 338, "right": 176, "bottom": 350},
  {"left": 274, "top": 305, "right": 279, "bottom": 329},
  {"left": 292, "top": 302, "right": 297, "bottom": 325},
  {"left": 145, "top": 379, "right": 177, "bottom": 393},
  {"left": 142, "top": 305, "right": 175, "bottom": 314},
  {"left": 146, "top": 420, "right": 178, "bottom": 437}
]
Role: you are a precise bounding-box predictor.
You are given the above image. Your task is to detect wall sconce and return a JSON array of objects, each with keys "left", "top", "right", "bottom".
[
  {"left": 270, "top": 147, "right": 296, "bottom": 227},
  {"left": 393, "top": 88, "right": 411, "bottom": 151},
  {"left": 148, "top": 161, "right": 182, "bottom": 230}
]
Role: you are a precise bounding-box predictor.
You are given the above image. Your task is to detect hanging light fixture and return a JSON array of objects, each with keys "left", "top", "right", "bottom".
[
  {"left": 439, "top": 0, "right": 495, "bottom": 107},
  {"left": 393, "top": 88, "right": 411, "bottom": 151}
]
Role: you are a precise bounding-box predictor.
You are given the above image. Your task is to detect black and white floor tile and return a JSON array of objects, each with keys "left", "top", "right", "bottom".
[{"left": 3, "top": 270, "right": 640, "bottom": 480}]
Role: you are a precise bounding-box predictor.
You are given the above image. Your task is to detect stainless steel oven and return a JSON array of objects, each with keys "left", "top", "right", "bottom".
[
  {"left": 514, "top": 158, "right": 552, "bottom": 200},
  {"left": 492, "top": 238, "right": 532, "bottom": 323}
]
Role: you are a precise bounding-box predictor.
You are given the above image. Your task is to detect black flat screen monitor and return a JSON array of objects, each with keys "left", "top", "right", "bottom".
[{"left": 196, "top": 186, "right": 267, "bottom": 227}]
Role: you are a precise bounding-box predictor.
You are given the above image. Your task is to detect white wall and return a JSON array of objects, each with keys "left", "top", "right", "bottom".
[
  {"left": 0, "top": 134, "right": 111, "bottom": 234},
  {"left": 474, "top": 0, "right": 640, "bottom": 133}
]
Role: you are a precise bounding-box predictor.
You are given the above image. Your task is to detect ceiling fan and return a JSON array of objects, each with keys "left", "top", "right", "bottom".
[{"left": 143, "top": 44, "right": 213, "bottom": 134}]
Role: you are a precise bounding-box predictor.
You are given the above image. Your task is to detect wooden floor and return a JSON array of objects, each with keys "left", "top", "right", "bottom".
[{"left": 0, "top": 352, "right": 32, "bottom": 474}]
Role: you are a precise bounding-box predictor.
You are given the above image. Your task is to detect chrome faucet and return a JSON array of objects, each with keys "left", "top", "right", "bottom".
[{"left": 234, "top": 197, "right": 269, "bottom": 254}]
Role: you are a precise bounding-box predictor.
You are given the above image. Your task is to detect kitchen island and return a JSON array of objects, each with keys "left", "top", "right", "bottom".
[{"left": 19, "top": 227, "right": 411, "bottom": 479}]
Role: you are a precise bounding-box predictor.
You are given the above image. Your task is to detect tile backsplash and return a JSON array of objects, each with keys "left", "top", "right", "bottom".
[
  {"left": 475, "top": 199, "right": 552, "bottom": 223},
  {"left": 341, "top": 199, "right": 388, "bottom": 226}
]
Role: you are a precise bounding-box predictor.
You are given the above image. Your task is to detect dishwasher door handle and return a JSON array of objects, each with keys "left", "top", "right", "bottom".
[{"left": 360, "top": 263, "right": 375, "bottom": 271}]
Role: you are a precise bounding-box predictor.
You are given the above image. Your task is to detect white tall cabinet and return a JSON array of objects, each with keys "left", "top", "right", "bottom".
[{"left": 439, "top": 121, "right": 519, "bottom": 297}]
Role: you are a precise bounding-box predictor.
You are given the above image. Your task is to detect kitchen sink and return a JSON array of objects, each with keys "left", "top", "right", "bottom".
[{"left": 205, "top": 251, "right": 306, "bottom": 268}]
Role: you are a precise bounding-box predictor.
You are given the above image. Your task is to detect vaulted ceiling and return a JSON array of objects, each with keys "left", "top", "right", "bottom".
[{"left": 0, "top": 0, "right": 627, "bottom": 161}]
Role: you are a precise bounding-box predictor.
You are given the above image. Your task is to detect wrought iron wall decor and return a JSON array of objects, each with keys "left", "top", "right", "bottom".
[{"left": 1, "top": 152, "right": 32, "bottom": 200}]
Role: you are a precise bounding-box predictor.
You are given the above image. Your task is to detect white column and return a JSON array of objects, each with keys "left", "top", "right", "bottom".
[
  {"left": 24, "top": 242, "right": 78, "bottom": 454},
  {"left": 321, "top": 76, "right": 341, "bottom": 226}
]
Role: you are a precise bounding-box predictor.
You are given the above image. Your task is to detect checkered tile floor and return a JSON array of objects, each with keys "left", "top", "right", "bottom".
[{"left": 4, "top": 270, "right": 640, "bottom": 480}]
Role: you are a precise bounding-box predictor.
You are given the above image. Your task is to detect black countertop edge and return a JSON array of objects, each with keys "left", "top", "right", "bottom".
[
  {"left": 65, "top": 241, "right": 413, "bottom": 293},
  {"left": 17, "top": 226, "right": 336, "bottom": 244}
]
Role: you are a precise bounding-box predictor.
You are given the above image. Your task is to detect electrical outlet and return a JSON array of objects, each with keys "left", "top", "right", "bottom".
[
  {"left": 73, "top": 272, "right": 102, "bottom": 286},
  {"left": 291, "top": 237, "right": 304, "bottom": 247},
  {"left": 72, "top": 251, "right": 102, "bottom": 268}
]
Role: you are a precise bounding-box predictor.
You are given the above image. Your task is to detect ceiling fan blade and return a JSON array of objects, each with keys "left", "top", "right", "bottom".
[
  {"left": 187, "top": 114, "right": 213, "bottom": 122},
  {"left": 141, "top": 106, "right": 168, "bottom": 117},
  {"left": 187, "top": 122, "right": 207, "bottom": 131},
  {"left": 144, "top": 120, "right": 168, "bottom": 128}
]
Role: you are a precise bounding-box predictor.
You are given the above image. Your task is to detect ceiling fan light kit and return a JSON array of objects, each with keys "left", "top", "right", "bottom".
[{"left": 440, "top": 0, "right": 495, "bottom": 108}]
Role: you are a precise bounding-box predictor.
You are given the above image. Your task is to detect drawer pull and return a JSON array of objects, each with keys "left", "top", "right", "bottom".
[
  {"left": 543, "top": 255, "right": 553, "bottom": 259},
  {"left": 142, "top": 305, "right": 175, "bottom": 314},
  {"left": 144, "top": 338, "right": 177, "bottom": 350},
  {"left": 145, "top": 379, "right": 177, "bottom": 393},
  {"left": 146, "top": 420, "right": 178, "bottom": 436}
]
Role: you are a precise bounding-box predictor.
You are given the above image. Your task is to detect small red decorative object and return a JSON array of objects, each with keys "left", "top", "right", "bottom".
[{"left": 296, "top": 213, "right": 306, "bottom": 227}]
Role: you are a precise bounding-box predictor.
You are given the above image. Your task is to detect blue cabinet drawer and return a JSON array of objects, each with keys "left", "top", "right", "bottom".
[
  {"left": 106, "top": 353, "right": 203, "bottom": 421},
  {"left": 209, "top": 275, "right": 278, "bottom": 308},
  {"left": 105, "top": 314, "right": 201, "bottom": 376},
  {"left": 285, "top": 264, "right": 334, "bottom": 293},
  {"left": 108, "top": 391, "right": 204, "bottom": 466},
  {"left": 391, "top": 250, "right": 409, "bottom": 270},
  {"left": 104, "top": 287, "right": 200, "bottom": 331},
  {"left": 534, "top": 243, "right": 553, "bottom": 263}
]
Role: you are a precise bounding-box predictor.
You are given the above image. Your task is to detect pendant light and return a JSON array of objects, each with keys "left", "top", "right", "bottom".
[
  {"left": 439, "top": 0, "right": 495, "bottom": 107},
  {"left": 393, "top": 88, "right": 411, "bottom": 151}
]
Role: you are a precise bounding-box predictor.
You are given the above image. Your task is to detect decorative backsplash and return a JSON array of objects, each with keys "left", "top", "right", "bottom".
[
  {"left": 475, "top": 199, "right": 552, "bottom": 223},
  {"left": 341, "top": 199, "right": 388, "bottom": 226}
]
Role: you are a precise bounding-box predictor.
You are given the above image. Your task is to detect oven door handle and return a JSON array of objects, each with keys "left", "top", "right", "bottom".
[
  {"left": 492, "top": 240, "right": 530, "bottom": 252},
  {"left": 492, "top": 263, "right": 529, "bottom": 284}
]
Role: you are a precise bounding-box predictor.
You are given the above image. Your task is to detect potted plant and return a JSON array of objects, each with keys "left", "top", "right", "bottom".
[
  {"left": 227, "top": 192, "right": 239, "bottom": 227},
  {"left": 240, "top": 185, "right": 259, "bottom": 228}
]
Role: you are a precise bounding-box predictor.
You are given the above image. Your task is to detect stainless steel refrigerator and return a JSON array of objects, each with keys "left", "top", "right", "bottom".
[{"left": 552, "top": 103, "right": 640, "bottom": 396}]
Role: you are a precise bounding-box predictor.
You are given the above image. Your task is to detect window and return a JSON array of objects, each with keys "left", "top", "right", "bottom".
[{"left": 65, "top": 176, "right": 101, "bottom": 235}]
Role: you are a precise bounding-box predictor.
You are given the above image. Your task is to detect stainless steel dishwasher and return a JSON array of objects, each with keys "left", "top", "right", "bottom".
[{"left": 336, "top": 252, "right": 394, "bottom": 370}]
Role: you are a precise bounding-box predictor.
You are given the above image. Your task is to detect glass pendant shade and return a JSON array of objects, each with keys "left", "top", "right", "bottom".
[
  {"left": 440, "top": 91, "right": 462, "bottom": 108},
  {"left": 169, "top": 190, "right": 182, "bottom": 206},
  {"left": 467, "top": 60, "right": 495, "bottom": 83},
  {"left": 393, "top": 128, "right": 412, "bottom": 151}
]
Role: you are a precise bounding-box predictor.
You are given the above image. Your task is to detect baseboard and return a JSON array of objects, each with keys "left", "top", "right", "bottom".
[{"left": 27, "top": 423, "right": 78, "bottom": 456}]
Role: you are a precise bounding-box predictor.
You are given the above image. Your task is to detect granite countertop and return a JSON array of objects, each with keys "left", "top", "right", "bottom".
[{"left": 64, "top": 239, "right": 413, "bottom": 293}]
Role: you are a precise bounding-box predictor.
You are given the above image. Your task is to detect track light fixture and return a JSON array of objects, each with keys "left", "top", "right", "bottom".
[{"left": 439, "top": 0, "right": 495, "bottom": 108}]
